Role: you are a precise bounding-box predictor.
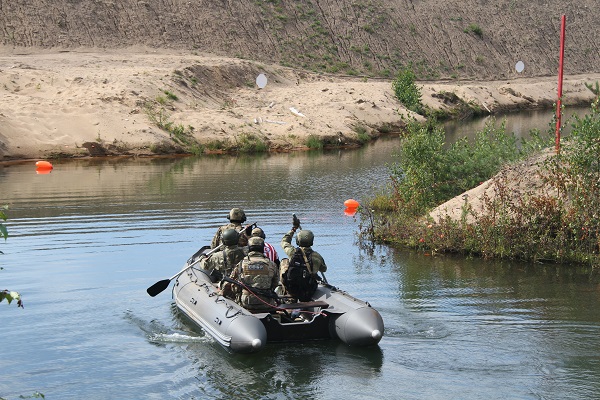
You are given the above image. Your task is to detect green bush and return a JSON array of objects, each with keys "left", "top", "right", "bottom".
[
  {"left": 392, "top": 67, "right": 423, "bottom": 114},
  {"left": 236, "top": 133, "right": 268, "bottom": 153},
  {"left": 361, "top": 93, "right": 600, "bottom": 265},
  {"left": 387, "top": 118, "right": 524, "bottom": 217},
  {"left": 163, "top": 90, "right": 178, "bottom": 101},
  {"left": 306, "top": 135, "right": 324, "bottom": 149},
  {"left": 464, "top": 23, "right": 483, "bottom": 37},
  {"left": 354, "top": 125, "right": 370, "bottom": 143}
]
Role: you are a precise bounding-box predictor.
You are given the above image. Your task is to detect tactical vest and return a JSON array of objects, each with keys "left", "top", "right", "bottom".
[
  {"left": 205, "top": 247, "right": 244, "bottom": 283},
  {"left": 240, "top": 254, "right": 272, "bottom": 290},
  {"left": 283, "top": 247, "right": 318, "bottom": 301}
]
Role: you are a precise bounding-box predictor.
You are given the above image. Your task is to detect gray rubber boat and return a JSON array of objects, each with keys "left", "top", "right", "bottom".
[{"left": 172, "top": 247, "right": 384, "bottom": 353}]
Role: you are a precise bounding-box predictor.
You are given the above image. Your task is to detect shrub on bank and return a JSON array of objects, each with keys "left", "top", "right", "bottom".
[
  {"left": 392, "top": 67, "right": 423, "bottom": 114},
  {"left": 360, "top": 95, "right": 600, "bottom": 266}
]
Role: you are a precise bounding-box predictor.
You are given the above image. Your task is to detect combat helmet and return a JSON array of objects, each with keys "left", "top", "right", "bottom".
[
  {"left": 248, "top": 236, "right": 265, "bottom": 252},
  {"left": 227, "top": 208, "right": 247, "bottom": 223},
  {"left": 296, "top": 230, "right": 314, "bottom": 247},
  {"left": 251, "top": 227, "right": 266, "bottom": 239},
  {"left": 221, "top": 229, "right": 239, "bottom": 246}
]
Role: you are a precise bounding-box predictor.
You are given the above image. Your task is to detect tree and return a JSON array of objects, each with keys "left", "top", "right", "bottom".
[{"left": 392, "top": 67, "right": 423, "bottom": 114}]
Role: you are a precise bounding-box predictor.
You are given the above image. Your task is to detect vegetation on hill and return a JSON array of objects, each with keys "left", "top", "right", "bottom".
[{"left": 2, "top": 1, "right": 600, "bottom": 81}]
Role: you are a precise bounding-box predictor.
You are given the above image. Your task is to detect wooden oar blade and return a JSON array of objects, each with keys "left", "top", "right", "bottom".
[{"left": 146, "top": 279, "right": 171, "bottom": 297}]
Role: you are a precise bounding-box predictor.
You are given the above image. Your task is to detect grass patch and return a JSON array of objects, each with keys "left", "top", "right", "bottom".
[
  {"left": 354, "top": 125, "right": 371, "bottom": 143},
  {"left": 144, "top": 96, "right": 201, "bottom": 155},
  {"left": 464, "top": 23, "right": 483, "bottom": 38},
  {"left": 163, "top": 90, "right": 178, "bottom": 101},
  {"left": 377, "top": 123, "right": 394, "bottom": 134},
  {"left": 205, "top": 139, "right": 228, "bottom": 151},
  {"left": 234, "top": 133, "right": 269, "bottom": 153},
  {"left": 306, "top": 135, "right": 324, "bottom": 149}
]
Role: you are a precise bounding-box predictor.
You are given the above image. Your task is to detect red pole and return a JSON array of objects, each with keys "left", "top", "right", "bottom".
[{"left": 555, "top": 15, "right": 566, "bottom": 154}]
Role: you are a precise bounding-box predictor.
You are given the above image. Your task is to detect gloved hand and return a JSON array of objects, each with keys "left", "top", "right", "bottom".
[
  {"left": 244, "top": 224, "right": 253, "bottom": 237},
  {"left": 292, "top": 214, "right": 301, "bottom": 229}
]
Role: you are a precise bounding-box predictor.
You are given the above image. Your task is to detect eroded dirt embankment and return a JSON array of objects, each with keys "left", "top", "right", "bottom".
[{"left": 2, "top": 1, "right": 600, "bottom": 81}]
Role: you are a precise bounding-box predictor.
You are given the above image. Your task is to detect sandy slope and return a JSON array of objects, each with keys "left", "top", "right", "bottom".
[{"left": 1, "top": 48, "right": 599, "bottom": 161}]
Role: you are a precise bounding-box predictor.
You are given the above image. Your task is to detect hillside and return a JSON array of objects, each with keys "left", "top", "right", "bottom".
[{"left": 2, "top": 1, "right": 599, "bottom": 80}]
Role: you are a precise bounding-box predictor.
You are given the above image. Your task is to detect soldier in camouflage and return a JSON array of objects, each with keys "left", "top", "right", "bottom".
[
  {"left": 200, "top": 229, "right": 245, "bottom": 281},
  {"left": 250, "top": 226, "right": 280, "bottom": 266},
  {"left": 225, "top": 236, "right": 279, "bottom": 312},
  {"left": 279, "top": 215, "right": 327, "bottom": 300},
  {"left": 210, "top": 207, "right": 249, "bottom": 248}
]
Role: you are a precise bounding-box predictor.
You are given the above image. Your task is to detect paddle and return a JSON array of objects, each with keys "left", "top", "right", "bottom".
[
  {"left": 146, "top": 244, "right": 224, "bottom": 297},
  {"left": 319, "top": 272, "right": 328, "bottom": 284},
  {"left": 146, "top": 221, "right": 257, "bottom": 297}
]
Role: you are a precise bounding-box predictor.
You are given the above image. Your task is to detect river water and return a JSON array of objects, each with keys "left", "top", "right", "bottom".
[{"left": 1, "top": 107, "right": 599, "bottom": 399}]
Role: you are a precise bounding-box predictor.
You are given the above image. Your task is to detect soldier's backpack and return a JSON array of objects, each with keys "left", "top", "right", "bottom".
[{"left": 282, "top": 247, "right": 318, "bottom": 301}]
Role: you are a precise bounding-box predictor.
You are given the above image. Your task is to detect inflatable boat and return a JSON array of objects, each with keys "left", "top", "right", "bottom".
[{"left": 150, "top": 246, "right": 384, "bottom": 353}]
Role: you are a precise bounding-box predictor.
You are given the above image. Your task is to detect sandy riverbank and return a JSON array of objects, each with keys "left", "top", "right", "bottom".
[{"left": 1, "top": 48, "right": 599, "bottom": 161}]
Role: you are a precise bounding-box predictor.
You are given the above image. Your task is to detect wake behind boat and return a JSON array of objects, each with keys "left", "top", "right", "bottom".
[{"left": 149, "top": 245, "right": 384, "bottom": 353}]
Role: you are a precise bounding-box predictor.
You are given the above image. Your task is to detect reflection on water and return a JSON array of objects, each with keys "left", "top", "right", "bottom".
[
  {"left": 171, "top": 339, "right": 384, "bottom": 399},
  {"left": 362, "top": 247, "right": 600, "bottom": 399},
  {"left": 444, "top": 105, "right": 591, "bottom": 144},
  {"left": 1, "top": 113, "right": 600, "bottom": 399}
]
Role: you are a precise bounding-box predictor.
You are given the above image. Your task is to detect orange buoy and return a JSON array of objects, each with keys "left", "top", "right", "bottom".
[
  {"left": 344, "top": 207, "right": 357, "bottom": 216},
  {"left": 344, "top": 199, "right": 359, "bottom": 209},
  {"left": 36, "top": 160, "right": 53, "bottom": 170},
  {"left": 35, "top": 168, "right": 52, "bottom": 175}
]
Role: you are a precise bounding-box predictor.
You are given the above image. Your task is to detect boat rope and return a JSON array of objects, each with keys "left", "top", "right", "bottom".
[
  {"left": 192, "top": 270, "right": 324, "bottom": 318},
  {"left": 234, "top": 278, "right": 327, "bottom": 317},
  {"left": 199, "top": 282, "right": 243, "bottom": 318},
  {"left": 224, "top": 304, "right": 243, "bottom": 318}
]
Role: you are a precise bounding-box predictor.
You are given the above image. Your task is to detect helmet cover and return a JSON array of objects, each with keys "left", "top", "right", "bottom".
[
  {"left": 228, "top": 208, "right": 247, "bottom": 223},
  {"left": 296, "top": 230, "right": 314, "bottom": 247}
]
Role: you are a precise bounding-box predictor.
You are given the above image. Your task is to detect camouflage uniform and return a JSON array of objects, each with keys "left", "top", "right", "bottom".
[
  {"left": 210, "top": 208, "right": 248, "bottom": 248},
  {"left": 211, "top": 222, "right": 248, "bottom": 248},
  {"left": 249, "top": 226, "right": 280, "bottom": 266},
  {"left": 279, "top": 229, "right": 326, "bottom": 294},
  {"left": 228, "top": 238, "right": 279, "bottom": 312},
  {"left": 200, "top": 245, "right": 245, "bottom": 280}
]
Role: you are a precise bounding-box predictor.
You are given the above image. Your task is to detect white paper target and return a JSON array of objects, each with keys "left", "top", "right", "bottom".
[
  {"left": 515, "top": 61, "right": 525, "bottom": 73},
  {"left": 256, "top": 73, "right": 268, "bottom": 89}
]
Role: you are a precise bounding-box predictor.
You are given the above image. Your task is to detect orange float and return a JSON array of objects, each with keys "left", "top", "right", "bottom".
[
  {"left": 36, "top": 160, "right": 53, "bottom": 170},
  {"left": 35, "top": 160, "right": 53, "bottom": 174},
  {"left": 344, "top": 199, "right": 359, "bottom": 209},
  {"left": 344, "top": 207, "right": 357, "bottom": 216}
]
